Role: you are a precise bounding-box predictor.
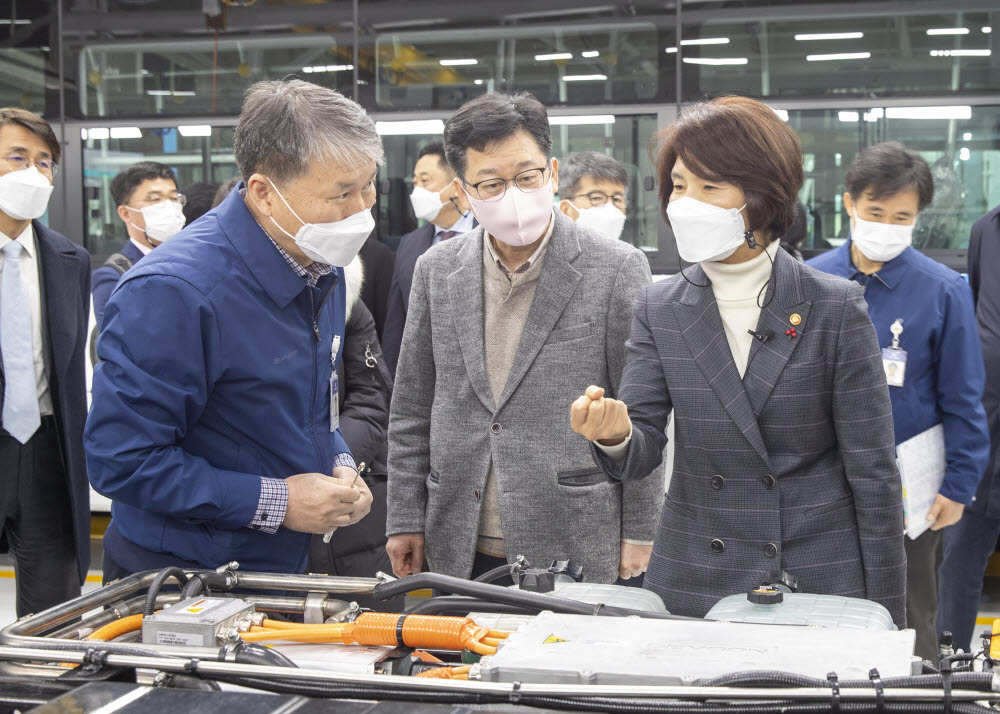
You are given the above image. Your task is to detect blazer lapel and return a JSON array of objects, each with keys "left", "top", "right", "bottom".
[
  {"left": 447, "top": 228, "right": 495, "bottom": 412},
  {"left": 35, "top": 224, "right": 80, "bottom": 383},
  {"left": 672, "top": 265, "right": 770, "bottom": 464},
  {"left": 494, "top": 216, "right": 582, "bottom": 412},
  {"left": 744, "top": 249, "right": 812, "bottom": 417}
]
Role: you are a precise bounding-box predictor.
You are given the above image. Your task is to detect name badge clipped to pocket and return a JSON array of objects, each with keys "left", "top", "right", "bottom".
[
  {"left": 882, "top": 319, "right": 906, "bottom": 388},
  {"left": 330, "top": 335, "right": 341, "bottom": 432}
]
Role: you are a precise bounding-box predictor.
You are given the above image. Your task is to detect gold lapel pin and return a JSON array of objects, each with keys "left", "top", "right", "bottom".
[{"left": 789, "top": 313, "right": 802, "bottom": 326}]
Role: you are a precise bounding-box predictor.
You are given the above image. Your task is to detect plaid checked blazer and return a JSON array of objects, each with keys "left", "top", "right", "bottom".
[{"left": 592, "top": 247, "right": 907, "bottom": 627}]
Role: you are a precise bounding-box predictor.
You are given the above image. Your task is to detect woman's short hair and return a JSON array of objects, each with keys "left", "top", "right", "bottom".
[{"left": 654, "top": 96, "right": 803, "bottom": 240}]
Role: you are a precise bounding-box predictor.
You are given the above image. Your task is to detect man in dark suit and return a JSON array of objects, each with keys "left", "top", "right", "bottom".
[
  {"left": 91, "top": 162, "right": 184, "bottom": 330},
  {"left": 938, "top": 204, "right": 1000, "bottom": 651},
  {"left": 0, "top": 108, "right": 91, "bottom": 617},
  {"left": 381, "top": 142, "right": 475, "bottom": 373}
]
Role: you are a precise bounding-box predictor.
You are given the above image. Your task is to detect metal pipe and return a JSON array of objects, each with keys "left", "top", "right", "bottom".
[
  {"left": 0, "top": 647, "right": 995, "bottom": 703},
  {"left": 233, "top": 573, "right": 379, "bottom": 594}
]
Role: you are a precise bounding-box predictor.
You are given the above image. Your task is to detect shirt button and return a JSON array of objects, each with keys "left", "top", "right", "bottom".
[
  {"left": 761, "top": 474, "right": 776, "bottom": 489},
  {"left": 711, "top": 539, "right": 725, "bottom": 554},
  {"left": 711, "top": 475, "right": 725, "bottom": 490},
  {"left": 474, "top": 489, "right": 481, "bottom": 500},
  {"left": 491, "top": 423, "right": 502, "bottom": 434},
  {"left": 764, "top": 542, "right": 778, "bottom": 558}
]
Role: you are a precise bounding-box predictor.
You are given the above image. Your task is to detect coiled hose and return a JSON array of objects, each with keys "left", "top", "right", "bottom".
[{"left": 143, "top": 567, "right": 190, "bottom": 617}]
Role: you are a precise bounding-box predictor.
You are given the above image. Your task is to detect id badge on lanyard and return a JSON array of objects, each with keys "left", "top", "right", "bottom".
[
  {"left": 330, "top": 335, "right": 341, "bottom": 431},
  {"left": 881, "top": 318, "right": 906, "bottom": 388}
]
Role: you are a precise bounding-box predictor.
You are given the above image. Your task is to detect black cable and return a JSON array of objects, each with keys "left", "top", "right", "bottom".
[
  {"left": 143, "top": 567, "right": 190, "bottom": 617},
  {"left": 180, "top": 574, "right": 209, "bottom": 600},
  {"left": 403, "top": 596, "right": 534, "bottom": 617},
  {"left": 700, "top": 670, "right": 994, "bottom": 692},
  {"left": 472, "top": 563, "right": 516, "bottom": 584},
  {"left": 756, "top": 241, "right": 778, "bottom": 310},
  {"left": 372, "top": 572, "right": 694, "bottom": 620},
  {"left": 229, "top": 642, "right": 298, "bottom": 669}
]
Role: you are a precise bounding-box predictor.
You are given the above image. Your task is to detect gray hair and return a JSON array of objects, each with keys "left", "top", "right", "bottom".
[
  {"left": 234, "top": 79, "right": 384, "bottom": 183},
  {"left": 559, "top": 151, "right": 629, "bottom": 198}
]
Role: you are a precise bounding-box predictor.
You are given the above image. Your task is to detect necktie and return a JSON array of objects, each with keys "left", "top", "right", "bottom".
[
  {"left": 439, "top": 231, "right": 458, "bottom": 241},
  {"left": 1, "top": 241, "right": 40, "bottom": 443}
]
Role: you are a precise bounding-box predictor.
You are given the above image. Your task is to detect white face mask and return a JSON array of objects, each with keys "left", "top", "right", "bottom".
[
  {"left": 667, "top": 196, "right": 748, "bottom": 263},
  {"left": 570, "top": 202, "right": 626, "bottom": 241},
  {"left": 410, "top": 185, "right": 447, "bottom": 222},
  {"left": 267, "top": 177, "right": 375, "bottom": 267},
  {"left": 127, "top": 200, "right": 186, "bottom": 244},
  {"left": 851, "top": 213, "right": 913, "bottom": 263},
  {"left": 0, "top": 166, "right": 54, "bottom": 221}
]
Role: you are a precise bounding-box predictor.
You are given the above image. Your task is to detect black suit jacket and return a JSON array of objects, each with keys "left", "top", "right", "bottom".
[
  {"left": 0, "top": 222, "right": 91, "bottom": 582},
  {"left": 969, "top": 206, "right": 1000, "bottom": 517},
  {"left": 382, "top": 223, "right": 436, "bottom": 374},
  {"left": 358, "top": 238, "right": 395, "bottom": 343}
]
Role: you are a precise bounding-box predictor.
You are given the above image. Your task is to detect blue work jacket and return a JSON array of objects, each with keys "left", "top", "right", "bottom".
[
  {"left": 85, "top": 186, "right": 351, "bottom": 573},
  {"left": 808, "top": 241, "right": 989, "bottom": 505}
]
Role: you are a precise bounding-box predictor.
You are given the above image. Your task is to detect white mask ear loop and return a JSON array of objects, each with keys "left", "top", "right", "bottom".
[
  {"left": 124, "top": 205, "right": 158, "bottom": 246},
  {"left": 265, "top": 177, "right": 307, "bottom": 236}
]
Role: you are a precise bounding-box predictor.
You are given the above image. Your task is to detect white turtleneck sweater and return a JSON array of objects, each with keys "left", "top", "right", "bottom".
[
  {"left": 699, "top": 239, "right": 779, "bottom": 377},
  {"left": 597, "top": 240, "right": 778, "bottom": 459}
]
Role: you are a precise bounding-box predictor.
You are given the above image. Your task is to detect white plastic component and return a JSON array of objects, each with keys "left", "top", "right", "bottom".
[
  {"left": 705, "top": 592, "right": 896, "bottom": 631},
  {"left": 478, "top": 612, "right": 916, "bottom": 685}
]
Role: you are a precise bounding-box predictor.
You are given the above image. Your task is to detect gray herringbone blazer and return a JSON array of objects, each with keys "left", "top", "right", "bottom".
[
  {"left": 387, "top": 212, "right": 665, "bottom": 583},
  {"left": 593, "top": 248, "right": 907, "bottom": 626}
]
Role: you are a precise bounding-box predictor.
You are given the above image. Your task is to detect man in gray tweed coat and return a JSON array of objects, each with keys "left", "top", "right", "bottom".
[{"left": 386, "top": 92, "right": 664, "bottom": 584}]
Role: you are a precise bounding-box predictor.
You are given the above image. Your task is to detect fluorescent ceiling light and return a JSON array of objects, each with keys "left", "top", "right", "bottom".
[
  {"left": 984, "top": 27, "right": 992, "bottom": 34},
  {"left": 535, "top": 52, "right": 573, "bottom": 61},
  {"left": 474, "top": 79, "right": 484, "bottom": 85},
  {"left": 682, "top": 37, "right": 729, "bottom": 46},
  {"left": 838, "top": 111, "right": 860, "bottom": 122},
  {"left": 581, "top": 50, "right": 600, "bottom": 58},
  {"left": 303, "top": 64, "right": 354, "bottom": 73},
  {"left": 85, "top": 128, "right": 110, "bottom": 140},
  {"left": 375, "top": 119, "right": 445, "bottom": 136},
  {"left": 863, "top": 108, "right": 884, "bottom": 122},
  {"left": 109, "top": 127, "right": 142, "bottom": 139},
  {"left": 806, "top": 52, "right": 871, "bottom": 61},
  {"left": 439, "top": 58, "right": 478, "bottom": 66},
  {"left": 682, "top": 57, "right": 748, "bottom": 65},
  {"left": 772, "top": 109, "right": 789, "bottom": 121},
  {"left": 885, "top": 105, "right": 972, "bottom": 120},
  {"left": 549, "top": 115, "right": 616, "bottom": 125},
  {"left": 963, "top": 132, "right": 973, "bottom": 140},
  {"left": 665, "top": 47, "right": 678, "bottom": 53},
  {"left": 560, "top": 74, "right": 608, "bottom": 81},
  {"left": 177, "top": 125, "right": 212, "bottom": 137},
  {"left": 146, "top": 90, "right": 196, "bottom": 96},
  {"left": 0, "top": 19, "right": 31, "bottom": 25},
  {"left": 930, "top": 49, "right": 991, "bottom": 57},
  {"left": 795, "top": 32, "right": 864, "bottom": 41},
  {"left": 926, "top": 27, "right": 969, "bottom": 35},
  {"left": 960, "top": 147, "right": 971, "bottom": 161}
]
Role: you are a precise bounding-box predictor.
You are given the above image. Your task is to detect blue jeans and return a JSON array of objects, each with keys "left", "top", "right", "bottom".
[{"left": 938, "top": 507, "right": 1000, "bottom": 652}]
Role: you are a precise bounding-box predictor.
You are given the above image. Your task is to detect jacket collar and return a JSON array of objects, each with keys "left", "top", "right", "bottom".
[
  {"left": 215, "top": 184, "right": 310, "bottom": 309},
  {"left": 834, "top": 238, "right": 909, "bottom": 291}
]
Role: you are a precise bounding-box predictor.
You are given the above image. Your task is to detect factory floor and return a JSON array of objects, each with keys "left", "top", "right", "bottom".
[{"left": 2, "top": 523, "right": 1000, "bottom": 655}]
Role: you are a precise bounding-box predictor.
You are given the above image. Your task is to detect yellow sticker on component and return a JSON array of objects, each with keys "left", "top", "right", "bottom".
[
  {"left": 182, "top": 599, "right": 208, "bottom": 614},
  {"left": 543, "top": 635, "right": 568, "bottom": 644},
  {"left": 991, "top": 620, "right": 1000, "bottom": 660}
]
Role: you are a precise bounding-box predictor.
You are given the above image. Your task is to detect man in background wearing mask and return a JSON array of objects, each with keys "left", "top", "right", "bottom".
[
  {"left": 386, "top": 92, "right": 664, "bottom": 585},
  {"left": 0, "top": 108, "right": 91, "bottom": 616},
  {"left": 808, "top": 142, "right": 989, "bottom": 660},
  {"left": 557, "top": 152, "right": 629, "bottom": 241},
  {"left": 91, "top": 162, "right": 185, "bottom": 330},
  {"left": 382, "top": 142, "right": 475, "bottom": 374},
  {"left": 85, "top": 80, "right": 376, "bottom": 580}
]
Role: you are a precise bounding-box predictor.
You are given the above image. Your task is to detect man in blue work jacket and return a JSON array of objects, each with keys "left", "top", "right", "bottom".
[
  {"left": 809, "top": 142, "right": 989, "bottom": 661},
  {"left": 85, "top": 79, "right": 380, "bottom": 579}
]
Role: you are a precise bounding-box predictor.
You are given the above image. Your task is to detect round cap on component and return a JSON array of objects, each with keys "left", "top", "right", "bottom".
[{"left": 747, "top": 586, "right": 784, "bottom": 605}]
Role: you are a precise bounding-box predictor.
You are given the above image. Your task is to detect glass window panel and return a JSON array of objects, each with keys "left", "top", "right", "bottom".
[
  {"left": 681, "top": 11, "right": 996, "bottom": 100},
  {"left": 0, "top": 48, "right": 50, "bottom": 116},
  {"left": 375, "top": 23, "right": 660, "bottom": 110},
  {"left": 785, "top": 104, "right": 1000, "bottom": 257},
  {"left": 73, "top": 36, "right": 352, "bottom": 118}
]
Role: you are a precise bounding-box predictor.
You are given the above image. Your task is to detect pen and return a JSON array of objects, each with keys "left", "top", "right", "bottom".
[{"left": 323, "top": 462, "right": 363, "bottom": 543}]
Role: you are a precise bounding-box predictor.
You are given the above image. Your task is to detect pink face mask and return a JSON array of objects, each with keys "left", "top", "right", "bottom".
[{"left": 463, "top": 178, "right": 555, "bottom": 247}]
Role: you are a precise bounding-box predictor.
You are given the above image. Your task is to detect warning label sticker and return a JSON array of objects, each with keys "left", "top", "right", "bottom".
[{"left": 543, "top": 634, "right": 568, "bottom": 644}]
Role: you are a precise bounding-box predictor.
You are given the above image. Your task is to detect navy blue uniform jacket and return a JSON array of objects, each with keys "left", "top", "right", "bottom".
[{"left": 85, "top": 188, "right": 351, "bottom": 573}]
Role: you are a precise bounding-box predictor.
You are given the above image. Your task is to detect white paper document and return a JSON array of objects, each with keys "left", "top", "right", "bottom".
[{"left": 897, "top": 423, "right": 946, "bottom": 540}]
